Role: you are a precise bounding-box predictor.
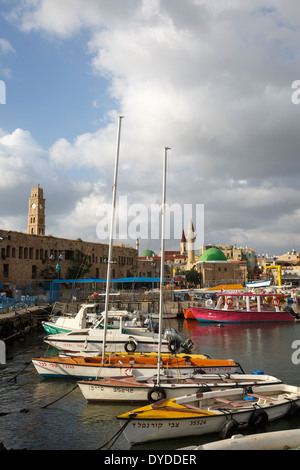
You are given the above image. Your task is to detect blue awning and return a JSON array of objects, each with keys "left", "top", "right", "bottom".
[{"left": 51, "top": 277, "right": 164, "bottom": 284}]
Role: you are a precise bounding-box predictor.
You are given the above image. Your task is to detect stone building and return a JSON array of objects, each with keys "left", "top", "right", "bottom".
[
  {"left": 0, "top": 229, "right": 137, "bottom": 291},
  {"left": 0, "top": 186, "right": 138, "bottom": 292},
  {"left": 196, "top": 246, "right": 248, "bottom": 287}
]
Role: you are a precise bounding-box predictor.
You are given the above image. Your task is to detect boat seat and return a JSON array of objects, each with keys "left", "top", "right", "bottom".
[
  {"left": 249, "top": 393, "right": 275, "bottom": 402},
  {"left": 211, "top": 397, "right": 248, "bottom": 408}
]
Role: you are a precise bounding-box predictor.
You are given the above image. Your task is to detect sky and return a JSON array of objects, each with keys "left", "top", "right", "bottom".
[{"left": 0, "top": 0, "right": 300, "bottom": 257}]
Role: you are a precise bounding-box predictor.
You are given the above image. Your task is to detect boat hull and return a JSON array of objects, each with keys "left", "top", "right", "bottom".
[
  {"left": 245, "top": 279, "right": 272, "bottom": 288},
  {"left": 190, "top": 306, "right": 295, "bottom": 323},
  {"left": 77, "top": 374, "right": 282, "bottom": 403},
  {"left": 183, "top": 308, "right": 196, "bottom": 320},
  {"left": 118, "top": 384, "right": 300, "bottom": 445},
  {"left": 43, "top": 333, "right": 171, "bottom": 354},
  {"left": 184, "top": 429, "right": 300, "bottom": 451},
  {"left": 31, "top": 354, "right": 240, "bottom": 379}
]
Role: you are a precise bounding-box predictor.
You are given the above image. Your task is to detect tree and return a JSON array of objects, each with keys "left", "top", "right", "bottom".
[
  {"left": 66, "top": 249, "right": 92, "bottom": 279},
  {"left": 185, "top": 268, "right": 202, "bottom": 287}
]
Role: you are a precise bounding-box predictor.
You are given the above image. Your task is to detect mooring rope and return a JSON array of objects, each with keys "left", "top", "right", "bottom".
[
  {"left": 41, "top": 384, "right": 79, "bottom": 409},
  {"left": 96, "top": 413, "right": 137, "bottom": 450}
]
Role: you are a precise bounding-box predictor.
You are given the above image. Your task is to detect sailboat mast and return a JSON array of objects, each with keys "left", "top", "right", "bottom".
[
  {"left": 157, "top": 146, "right": 170, "bottom": 384},
  {"left": 102, "top": 115, "right": 124, "bottom": 362}
]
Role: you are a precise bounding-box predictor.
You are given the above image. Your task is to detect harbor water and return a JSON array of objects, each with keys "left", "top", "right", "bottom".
[{"left": 1, "top": 304, "right": 300, "bottom": 451}]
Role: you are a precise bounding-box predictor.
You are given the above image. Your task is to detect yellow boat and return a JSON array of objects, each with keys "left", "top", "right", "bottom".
[{"left": 118, "top": 383, "right": 300, "bottom": 445}]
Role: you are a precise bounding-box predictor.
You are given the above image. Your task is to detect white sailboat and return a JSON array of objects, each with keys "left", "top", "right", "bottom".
[{"left": 77, "top": 148, "right": 246, "bottom": 402}]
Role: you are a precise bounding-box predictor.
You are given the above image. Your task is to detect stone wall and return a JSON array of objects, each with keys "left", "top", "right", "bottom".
[{"left": 0, "top": 229, "right": 137, "bottom": 289}]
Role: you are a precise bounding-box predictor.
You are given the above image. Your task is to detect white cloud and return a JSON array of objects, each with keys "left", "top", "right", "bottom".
[
  {"left": 0, "top": 38, "right": 15, "bottom": 55},
  {"left": 3, "top": 1, "right": 300, "bottom": 254}
]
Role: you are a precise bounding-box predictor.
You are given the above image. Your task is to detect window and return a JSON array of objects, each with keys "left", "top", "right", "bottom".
[{"left": 3, "top": 264, "right": 9, "bottom": 278}]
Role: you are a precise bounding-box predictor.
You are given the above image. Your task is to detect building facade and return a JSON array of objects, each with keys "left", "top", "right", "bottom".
[{"left": 0, "top": 229, "right": 137, "bottom": 290}]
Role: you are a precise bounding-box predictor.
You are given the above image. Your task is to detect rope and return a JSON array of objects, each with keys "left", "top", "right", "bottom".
[
  {"left": 96, "top": 413, "right": 136, "bottom": 450},
  {"left": 41, "top": 384, "right": 79, "bottom": 409},
  {"left": 6, "top": 361, "right": 32, "bottom": 383}
]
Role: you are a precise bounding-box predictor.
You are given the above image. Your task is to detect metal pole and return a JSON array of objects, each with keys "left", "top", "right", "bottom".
[
  {"left": 157, "top": 147, "right": 170, "bottom": 385},
  {"left": 102, "top": 116, "right": 124, "bottom": 362}
]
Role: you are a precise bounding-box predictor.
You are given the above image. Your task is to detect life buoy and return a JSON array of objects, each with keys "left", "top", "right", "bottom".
[
  {"left": 168, "top": 337, "right": 181, "bottom": 354},
  {"left": 272, "top": 297, "right": 280, "bottom": 306},
  {"left": 225, "top": 297, "right": 234, "bottom": 307},
  {"left": 219, "top": 419, "right": 239, "bottom": 439},
  {"left": 248, "top": 408, "right": 268, "bottom": 428},
  {"left": 147, "top": 386, "right": 167, "bottom": 403},
  {"left": 124, "top": 340, "right": 137, "bottom": 353}
]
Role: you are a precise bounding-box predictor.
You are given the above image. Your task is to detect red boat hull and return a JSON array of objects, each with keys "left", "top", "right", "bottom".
[{"left": 190, "top": 306, "right": 295, "bottom": 323}]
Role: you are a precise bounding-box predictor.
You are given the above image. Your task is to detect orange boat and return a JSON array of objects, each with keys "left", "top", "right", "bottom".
[
  {"left": 184, "top": 308, "right": 196, "bottom": 320},
  {"left": 31, "top": 352, "right": 241, "bottom": 379}
]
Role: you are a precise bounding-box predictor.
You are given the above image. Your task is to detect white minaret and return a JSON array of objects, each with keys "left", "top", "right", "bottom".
[{"left": 187, "top": 219, "right": 196, "bottom": 267}]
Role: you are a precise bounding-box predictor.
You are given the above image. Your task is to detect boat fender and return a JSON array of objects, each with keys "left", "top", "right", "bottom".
[
  {"left": 168, "top": 337, "right": 181, "bottom": 353},
  {"left": 196, "top": 385, "right": 212, "bottom": 393},
  {"left": 124, "top": 339, "right": 138, "bottom": 353},
  {"left": 248, "top": 408, "right": 268, "bottom": 428},
  {"left": 219, "top": 419, "right": 239, "bottom": 440},
  {"left": 147, "top": 386, "right": 167, "bottom": 403},
  {"left": 286, "top": 402, "right": 300, "bottom": 419},
  {"left": 284, "top": 306, "right": 298, "bottom": 318}
]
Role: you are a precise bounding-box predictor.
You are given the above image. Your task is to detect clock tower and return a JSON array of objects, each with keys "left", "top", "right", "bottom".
[{"left": 28, "top": 185, "right": 46, "bottom": 235}]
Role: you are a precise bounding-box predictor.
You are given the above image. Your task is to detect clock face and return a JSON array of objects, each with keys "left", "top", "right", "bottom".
[
  {"left": 31, "top": 203, "right": 36, "bottom": 209},
  {"left": 39, "top": 204, "right": 43, "bottom": 209}
]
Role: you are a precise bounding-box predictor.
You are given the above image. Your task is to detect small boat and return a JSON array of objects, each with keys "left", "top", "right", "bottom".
[
  {"left": 245, "top": 279, "right": 272, "bottom": 288},
  {"left": 180, "top": 429, "right": 300, "bottom": 450},
  {"left": 42, "top": 303, "right": 103, "bottom": 334},
  {"left": 118, "top": 383, "right": 300, "bottom": 445},
  {"left": 31, "top": 353, "right": 240, "bottom": 379},
  {"left": 42, "top": 311, "right": 193, "bottom": 355},
  {"left": 42, "top": 305, "right": 154, "bottom": 335},
  {"left": 183, "top": 308, "right": 195, "bottom": 320},
  {"left": 77, "top": 372, "right": 282, "bottom": 403},
  {"left": 190, "top": 292, "right": 298, "bottom": 323}
]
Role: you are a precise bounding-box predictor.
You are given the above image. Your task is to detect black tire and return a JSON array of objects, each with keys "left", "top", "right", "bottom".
[
  {"left": 248, "top": 408, "right": 268, "bottom": 428},
  {"left": 168, "top": 338, "right": 181, "bottom": 353},
  {"left": 147, "top": 386, "right": 167, "bottom": 403},
  {"left": 219, "top": 419, "right": 239, "bottom": 439},
  {"left": 124, "top": 340, "right": 137, "bottom": 353},
  {"left": 286, "top": 403, "right": 300, "bottom": 419}
]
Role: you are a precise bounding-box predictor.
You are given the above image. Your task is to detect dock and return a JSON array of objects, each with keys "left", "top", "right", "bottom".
[{"left": 0, "top": 304, "right": 51, "bottom": 342}]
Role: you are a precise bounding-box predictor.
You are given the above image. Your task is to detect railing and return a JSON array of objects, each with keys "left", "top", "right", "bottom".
[{"left": 0, "top": 296, "right": 36, "bottom": 315}]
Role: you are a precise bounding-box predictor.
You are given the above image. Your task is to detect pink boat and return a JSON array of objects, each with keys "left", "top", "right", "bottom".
[{"left": 190, "top": 292, "right": 299, "bottom": 324}]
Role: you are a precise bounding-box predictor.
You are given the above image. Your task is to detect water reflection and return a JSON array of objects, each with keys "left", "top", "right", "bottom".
[{"left": 1, "top": 305, "right": 300, "bottom": 450}]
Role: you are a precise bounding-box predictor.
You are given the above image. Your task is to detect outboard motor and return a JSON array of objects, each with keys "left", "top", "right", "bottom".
[
  {"left": 163, "top": 327, "right": 194, "bottom": 354},
  {"left": 147, "top": 318, "right": 159, "bottom": 333}
]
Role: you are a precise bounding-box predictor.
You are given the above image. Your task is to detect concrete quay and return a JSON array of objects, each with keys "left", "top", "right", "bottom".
[{"left": 0, "top": 304, "right": 51, "bottom": 342}]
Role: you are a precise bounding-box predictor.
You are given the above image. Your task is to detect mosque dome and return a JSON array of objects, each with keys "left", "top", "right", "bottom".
[
  {"left": 140, "top": 249, "right": 155, "bottom": 258},
  {"left": 200, "top": 247, "right": 227, "bottom": 262}
]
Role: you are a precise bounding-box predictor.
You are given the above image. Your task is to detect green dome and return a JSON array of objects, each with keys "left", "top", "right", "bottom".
[
  {"left": 200, "top": 247, "right": 227, "bottom": 262},
  {"left": 140, "top": 249, "right": 155, "bottom": 258}
]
